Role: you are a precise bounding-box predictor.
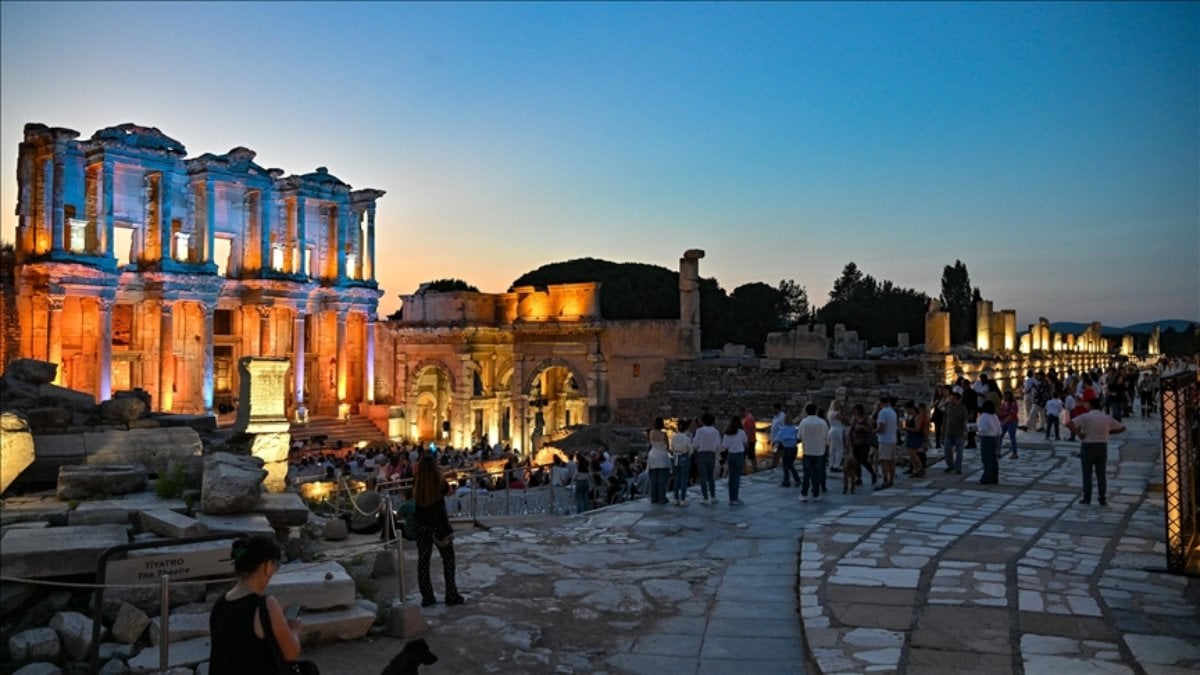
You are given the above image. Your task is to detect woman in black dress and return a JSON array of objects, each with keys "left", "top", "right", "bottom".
[
  {"left": 414, "top": 454, "right": 465, "bottom": 607},
  {"left": 209, "top": 535, "right": 303, "bottom": 674}
]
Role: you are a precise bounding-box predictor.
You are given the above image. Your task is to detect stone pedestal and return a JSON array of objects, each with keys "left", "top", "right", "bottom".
[
  {"left": 0, "top": 412, "right": 35, "bottom": 494},
  {"left": 925, "top": 311, "right": 950, "bottom": 354},
  {"left": 233, "top": 357, "right": 292, "bottom": 492}
]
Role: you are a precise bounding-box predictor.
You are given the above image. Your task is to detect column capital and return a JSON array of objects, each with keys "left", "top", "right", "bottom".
[
  {"left": 97, "top": 297, "right": 115, "bottom": 312},
  {"left": 199, "top": 303, "right": 216, "bottom": 319},
  {"left": 154, "top": 298, "right": 175, "bottom": 314},
  {"left": 47, "top": 295, "right": 65, "bottom": 312},
  {"left": 256, "top": 304, "right": 273, "bottom": 319}
]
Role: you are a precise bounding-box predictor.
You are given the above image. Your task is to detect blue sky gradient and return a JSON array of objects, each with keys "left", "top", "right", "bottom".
[{"left": 2, "top": 1, "right": 1196, "bottom": 325}]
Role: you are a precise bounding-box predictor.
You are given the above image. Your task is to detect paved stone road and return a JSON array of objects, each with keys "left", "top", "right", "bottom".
[{"left": 308, "top": 415, "right": 1199, "bottom": 674}]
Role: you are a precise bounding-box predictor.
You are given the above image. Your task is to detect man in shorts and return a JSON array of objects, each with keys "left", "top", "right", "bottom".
[{"left": 874, "top": 396, "right": 899, "bottom": 489}]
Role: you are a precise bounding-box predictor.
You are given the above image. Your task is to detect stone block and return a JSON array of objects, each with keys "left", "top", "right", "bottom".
[
  {"left": 112, "top": 602, "right": 151, "bottom": 644},
  {"left": 126, "top": 636, "right": 210, "bottom": 673},
  {"left": 98, "top": 658, "right": 129, "bottom": 675},
  {"left": 1, "top": 581, "right": 38, "bottom": 619},
  {"left": 6, "top": 358, "right": 58, "bottom": 384},
  {"left": 0, "top": 412, "right": 35, "bottom": 494},
  {"left": 58, "top": 464, "right": 148, "bottom": 500},
  {"left": 49, "top": 610, "right": 94, "bottom": 660},
  {"left": 69, "top": 500, "right": 133, "bottom": 526},
  {"left": 8, "top": 626, "right": 60, "bottom": 661},
  {"left": 0, "top": 499, "right": 71, "bottom": 527},
  {"left": 297, "top": 604, "right": 376, "bottom": 644},
  {"left": 248, "top": 432, "right": 290, "bottom": 493},
  {"left": 233, "top": 357, "right": 291, "bottom": 434},
  {"left": 148, "top": 611, "right": 211, "bottom": 646},
  {"left": 11, "top": 663, "right": 62, "bottom": 675},
  {"left": 266, "top": 561, "right": 356, "bottom": 611},
  {"left": 103, "top": 582, "right": 207, "bottom": 618},
  {"left": 1, "top": 524, "right": 128, "bottom": 578},
  {"left": 25, "top": 407, "right": 73, "bottom": 430},
  {"left": 193, "top": 512, "right": 274, "bottom": 537},
  {"left": 254, "top": 491, "right": 310, "bottom": 528},
  {"left": 100, "top": 396, "right": 148, "bottom": 423},
  {"left": 140, "top": 509, "right": 208, "bottom": 538},
  {"left": 35, "top": 382, "right": 98, "bottom": 412},
  {"left": 98, "top": 641, "right": 135, "bottom": 661},
  {"left": 84, "top": 427, "right": 202, "bottom": 476},
  {"left": 322, "top": 517, "right": 348, "bottom": 541},
  {"left": 25, "top": 434, "right": 87, "bottom": 484},
  {"left": 200, "top": 453, "right": 265, "bottom": 514}
]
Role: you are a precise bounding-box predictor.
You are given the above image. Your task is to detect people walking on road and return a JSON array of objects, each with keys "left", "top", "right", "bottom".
[
  {"left": 1044, "top": 393, "right": 1063, "bottom": 442},
  {"left": 848, "top": 404, "right": 878, "bottom": 487},
  {"left": 774, "top": 412, "right": 801, "bottom": 488},
  {"left": 740, "top": 407, "right": 758, "bottom": 472},
  {"left": 647, "top": 418, "right": 671, "bottom": 505},
  {"left": 798, "top": 403, "right": 829, "bottom": 501},
  {"left": 828, "top": 400, "right": 846, "bottom": 474},
  {"left": 942, "top": 391, "right": 967, "bottom": 475},
  {"left": 693, "top": 413, "right": 721, "bottom": 505},
  {"left": 1000, "top": 391, "right": 1021, "bottom": 458},
  {"left": 903, "top": 401, "right": 926, "bottom": 478},
  {"left": 875, "top": 397, "right": 899, "bottom": 489},
  {"left": 1066, "top": 398, "right": 1127, "bottom": 506},
  {"left": 930, "top": 384, "right": 948, "bottom": 448},
  {"left": 722, "top": 415, "right": 748, "bottom": 505},
  {"left": 671, "top": 418, "right": 696, "bottom": 506},
  {"left": 769, "top": 403, "right": 787, "bottom": 469},
  {"left": 977, "top": 400, "right": 1002, "bottom": 485}
]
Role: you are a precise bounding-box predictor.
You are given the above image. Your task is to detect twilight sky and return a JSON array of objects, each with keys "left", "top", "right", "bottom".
[{"left": 1, "top": 1, "right": 1196, "bottom": 326}]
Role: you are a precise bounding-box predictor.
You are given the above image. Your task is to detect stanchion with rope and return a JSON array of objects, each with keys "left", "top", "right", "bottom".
[{"left": 384, "top": 493, "right": 426, "bottom": 638}]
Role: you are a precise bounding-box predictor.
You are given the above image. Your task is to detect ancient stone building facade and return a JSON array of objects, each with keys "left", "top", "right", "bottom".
[
  {"left": 11, "top": 122, "right": 383, "bottom": 417},
  {"left": 377, "top": 250, "right": 706, "bottom": 451}
]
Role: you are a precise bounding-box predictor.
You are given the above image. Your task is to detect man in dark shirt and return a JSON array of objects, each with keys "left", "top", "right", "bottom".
[{"left": 942, "top": 391, "right": 967, "bottom": 474}]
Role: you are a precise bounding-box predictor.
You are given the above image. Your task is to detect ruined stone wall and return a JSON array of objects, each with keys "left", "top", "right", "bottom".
[
  {"left": 613, "top": 358, "right": 933, "bottom": 425},
  {"left": 599, "top": 320, "right": 682, "bottom": 406},
  {"left": 1, "top": 245, "right": 20, "bottom": 370}
]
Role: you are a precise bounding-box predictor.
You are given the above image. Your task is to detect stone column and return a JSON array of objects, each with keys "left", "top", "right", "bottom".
[
  {"left": 201, "top": 303, "right": 215, "bottom": 414},
  {"left": 160, "top": 173, "right": 174, "bottom": 261},
  {"left": 98, "top": 298, "right": 113, "bottom": 401},
  {"left": 47, "top": 295, "right": 64, "bottom": 384},
  {"left": 295, "top": 196, "right": 307, "bottom": 277},
  {"left": 365, "top": 205, "right": 376, "bottom": 281},
  {"left": 102, "top": 159, "right": 114, "bottom": 258},
  {"left": 205, "top": 179, "right": 217, "bottom": 266},
  {"left": 975, "top": 300, "right": 993, "bottom": 352},
  {"left": 336, "top": 208, "right": 348, "bottom": 280},
  {"left": 260, "top": 191, "right": 272, "bottom": 273},
  {"left": 1002, "top": 310, "right": 1017, "bottom": 352},
  {"left": 51, "top": 156, "right": 65, "bottom": 252},
  {"left": 293, "top": 309, "right": 307, "bottom": 421},
  {"left": 364, "top": 315, "right": 376, "bottom": 404},
  {"left": 925, "top": 310, "right": 950, "bottom": 354},
  {"left": 678, "top": 249, "right": 706, "bottom": 358},
  {"left": 159, "top": 300, "right": 175, "bottom": 412},
  {"left": 335, "top": 309, "right": 348, "bottom": 402},
  {"left": 257, "top": 305, "right": 273, "bottom": 357}
]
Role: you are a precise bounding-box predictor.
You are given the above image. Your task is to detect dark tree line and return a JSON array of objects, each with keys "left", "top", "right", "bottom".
[{"left": 814, "top": 263, "right": 929, "bottom": 347}]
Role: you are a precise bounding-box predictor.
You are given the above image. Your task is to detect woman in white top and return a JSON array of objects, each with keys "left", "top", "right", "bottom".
[
  {"left": 646, "top": 418, "right": 672, "bottom": 505},
  {"left": 671, "top": 418, "right": 696, "bottom": 506},
  {"left": 722, "top": 415, "right": 748, "bottom": 505},
  {"left": 827, "top": 401, "right": 846, "bottom": 473},
  {"left": 976, "top": 400, "right": 1003, "bottom": 486}
]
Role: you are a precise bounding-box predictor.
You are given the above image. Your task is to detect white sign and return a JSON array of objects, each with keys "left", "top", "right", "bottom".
[{"left": 105, "top": 547, "right": 232, "bottom": 585}]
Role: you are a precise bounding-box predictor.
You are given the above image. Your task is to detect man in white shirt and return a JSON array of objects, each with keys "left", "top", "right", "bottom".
[
  {"left": 1066, "top": 398, "right": 1126, "bottom": 506},
  {"left": 797, "top": 403, "right": 829, "bottom": 502},
  {"left": 875, "top": 397, "right": 899, "bottom": 489},
  {"left": 693, "top": 412, "right": 722, "bottom": 505},
  {"left": 1022, "top": 369, "right": 1037, "bottom": 430}
]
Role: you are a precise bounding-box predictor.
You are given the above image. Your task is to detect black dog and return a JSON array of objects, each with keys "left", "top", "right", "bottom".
[{"left": 380, "top": 638, "right": 438, "bottom": 675}]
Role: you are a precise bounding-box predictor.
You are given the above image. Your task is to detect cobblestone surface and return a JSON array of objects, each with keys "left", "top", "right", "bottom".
[{"left": 306, "top": 416, "right": 1197, "bottom": 674}]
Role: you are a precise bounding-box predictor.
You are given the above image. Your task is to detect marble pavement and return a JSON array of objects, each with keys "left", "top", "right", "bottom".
[{"left": 306, "top": 416, "right": 1198, "bottom": 674}]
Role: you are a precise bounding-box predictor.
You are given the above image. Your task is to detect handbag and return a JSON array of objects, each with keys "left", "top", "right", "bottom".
[{"left": 260, "top": 596, "right": 320, "bottom": 675}]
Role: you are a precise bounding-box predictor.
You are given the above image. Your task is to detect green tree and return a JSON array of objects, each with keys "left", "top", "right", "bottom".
[
  {"left": 778, "top": 279, "right": 809, "bottom": 327},
  {"left": 940, "top": 260, "right": 975, "bottom": 346},
  {"left": 419, "top": 278, "right": 479, "bottom": 293},
  {"left": 726, "top": 282, "right": 790, "bottom": 352},
  {"left": 815, "top": 262, "right": 928, "bottom": 347}
]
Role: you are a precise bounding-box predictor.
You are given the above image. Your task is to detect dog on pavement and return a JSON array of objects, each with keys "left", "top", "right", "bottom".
[
  {"left": 843, "top": 454, "right": 859, "bottom": 494},
  {"left": 380, "top": 638, "right": 438, "bottom": 675}
]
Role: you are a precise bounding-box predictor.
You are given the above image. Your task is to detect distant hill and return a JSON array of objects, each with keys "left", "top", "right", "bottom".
[{"left": 1043, "top": 320, "right": 1195, "bottom": 336}]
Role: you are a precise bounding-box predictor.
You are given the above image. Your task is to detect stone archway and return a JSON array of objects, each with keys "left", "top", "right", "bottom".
[
  {"left": 409, "top": 360, "right": 455, "bottom": 443},
  {"left": 525, "top": 358, "right": 590, "bottom": 446}
]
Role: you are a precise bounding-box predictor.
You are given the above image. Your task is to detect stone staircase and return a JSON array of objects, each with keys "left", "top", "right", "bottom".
[{"left": 290, "top": 415, "right": 389, "bottom": 450}]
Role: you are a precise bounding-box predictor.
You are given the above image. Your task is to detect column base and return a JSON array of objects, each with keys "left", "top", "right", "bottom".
[{"left": 294, "top": 404, "right": 309, "bottom": 425}]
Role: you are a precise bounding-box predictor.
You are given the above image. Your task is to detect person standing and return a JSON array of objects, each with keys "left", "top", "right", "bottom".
[
  {"left": 647, "top": 418, "right": 672, "bottom": 505},
  {"left": 942, "top": 391, "right": 967, "bottom": 475},
  {"left": 902, "top": 402, "right": 925, "bottom": 478},
  {"left": 740, "top": 407, "right": 758, "bottom": 472},
  {"left": 768, "top": 403, "right": 787, "bottom": 469},
  {"left": 874, "top": 397, "right": 899, "bottom": 489},
  {"left": 827, "top": 401, "right": 846, "bottom": 474},
  {"left": 798, "top": 403, "right": 829, "bottom": 501},
  {"left": 722, "top": 416, "right": 748, "bottom": 505},
  {"left": 775, "top": 413, "right": 801, "bottom": 487},
  {"left": 930, "top": 385, "right": 948, "bottom": 449},
  {"left": 1022, "top": 369, "right": 1037, "bottom": 430},
  {"left": 693, "top": 413, "right": 721, "bottom": 505},
  {"left": 1044, "top": 393, "right": 1063, "bottom": 442},
  {"left": 848, "top": 404, "right": 878, "bottom": 487},
  {"left": 671, "top": 418, "right": 696, "bottom": 506},
  {"left": 976, "top": 400, "right": 1002, "bottom": 485},
  {"left": 1066, "top": 398, "right": 1126, "bottom": 506},
  {"left": 413, "top": 455, "right": 464, "bottom": 607},
  {"left": 999, "top": 391, "right": 1021, "bottom": 458},
  {"left": 572, "top": 454, "right": 592, "bottom": 514},
  {"left": 209, "top": 536, "right": 306, "bottom": 674}
]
